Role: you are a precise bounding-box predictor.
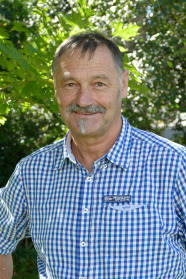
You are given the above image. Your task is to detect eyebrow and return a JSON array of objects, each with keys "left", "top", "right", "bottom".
[
  {"left": 60, "top": 73, "right": 111, "bottom": 84},
  {"left": 60, "top": 74, "right": 77, "bottom": 82},
  {"left": 91, "top": 74, "right": 111, "bottom": 83}
]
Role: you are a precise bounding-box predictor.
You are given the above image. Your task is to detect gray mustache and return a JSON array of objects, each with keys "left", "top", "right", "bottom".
[{"left": 67, "top": 104, "right": 106, "bottom": 113}]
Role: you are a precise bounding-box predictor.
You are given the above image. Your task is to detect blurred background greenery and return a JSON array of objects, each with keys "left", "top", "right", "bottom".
[{"left": 0, "top": 0, "right": 185, "bottom": 277}]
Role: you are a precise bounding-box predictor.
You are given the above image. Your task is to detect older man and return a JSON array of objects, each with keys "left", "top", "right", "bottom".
[{"left": 0, "top": 32, "right": 185, "bottom": 279}]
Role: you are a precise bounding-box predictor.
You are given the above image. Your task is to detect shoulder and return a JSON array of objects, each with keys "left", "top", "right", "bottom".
[
  {"left": 129, "top": 126, "right": 186, "bottom": 187},
  {"left": 131, "top": 125, "right": 185, "bottom": 157},
  {"left": 17, "top": 138, "right": 66, "bottom": 169}
]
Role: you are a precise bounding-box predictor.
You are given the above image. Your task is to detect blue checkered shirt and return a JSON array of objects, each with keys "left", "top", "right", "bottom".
[{"left": 0, "top": 116, "right": 186, "bottom": 278}]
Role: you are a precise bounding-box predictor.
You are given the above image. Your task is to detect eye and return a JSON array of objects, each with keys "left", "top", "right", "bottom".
[
  {"left": 64, "top": 82, "right": 77, "bottom": 89},
  {"left": 96, "top": 82, "right": 105, "bottom": 87},
  {"left": 66, "top": 82, "right": 75, "bottom": 87}
]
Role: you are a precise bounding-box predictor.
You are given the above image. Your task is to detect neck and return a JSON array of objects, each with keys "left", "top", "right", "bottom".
[{"left": 70, "top": 120, "right": 122, "bottom": 173}]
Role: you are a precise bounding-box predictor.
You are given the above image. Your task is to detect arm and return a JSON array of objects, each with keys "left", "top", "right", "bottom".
[
  {"left": 0, "top": 254, "right": 13, "bottom": 279},
  {"left": 0, "top": 162, "right": 30, "bottom": 278}
]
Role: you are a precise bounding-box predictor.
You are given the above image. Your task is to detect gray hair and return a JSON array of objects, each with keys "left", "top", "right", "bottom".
[{"left": 52, "top": 32, "right": 124, "bottom": 80}]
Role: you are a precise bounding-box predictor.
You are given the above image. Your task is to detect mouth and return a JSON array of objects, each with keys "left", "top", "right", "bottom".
[{"left": 72, "top": 111, "right": 99, "bottom": 117}]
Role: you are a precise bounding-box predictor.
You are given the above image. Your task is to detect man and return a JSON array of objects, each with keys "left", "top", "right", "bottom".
[{"left": 0, "top": 32, "right": 185, "bottom": 279}]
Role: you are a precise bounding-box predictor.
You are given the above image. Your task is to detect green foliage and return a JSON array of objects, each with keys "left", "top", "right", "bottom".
[
  {"left": 0, "top": 107, "right": 64, "bottom": 187},
  {"left": 127, "top": 0, "right": 185, "bottom": 143},
  {"left": 12, "top": 239, "right": 38, "bottom": 278},
  {"left": 0, "top": 0, "right": 148, "bottom": 125},
  {"left": 0, "top": 0, "right": 185, "bottom": 277}
]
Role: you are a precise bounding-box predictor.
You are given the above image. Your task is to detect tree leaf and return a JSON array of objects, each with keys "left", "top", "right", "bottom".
[
  {"left": 0, "top": 42, "right": 9, "bottom": 55},
  {"left": 10, "top": 22, "right": 30, "bottom": 34},
  {"left": 21, "top": 81, "right": 42, "bottom": 99},
  {"left": 0, "top": 116, "right": 7, "bottom": 125},
  {"left": 128, "top": 80, "right": 150, "bottom": 95},
  {"left": 0, "top": 103, "right": 11, "bottom": 114},
  {"left": 0, "top": 27, "right": 9, "bottom": 39},
  {"left": 6, "top": 45, "right": 29, "bottom": 70},
  {"left": 0, "top": 42, "right": 29, "bottom": 70},
  {"left": 118, "top": 45, "right": 127, "bottom": 52},
  {"left": 112, "top": 22, "right": 140, "bottom": 41}
]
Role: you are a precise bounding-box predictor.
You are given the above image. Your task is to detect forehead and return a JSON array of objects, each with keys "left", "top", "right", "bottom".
[{"left": 58, "top": 45, "right": 116, "bottom": 72}]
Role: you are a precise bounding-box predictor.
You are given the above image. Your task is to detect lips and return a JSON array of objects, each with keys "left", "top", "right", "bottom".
[
  {"left": 73, "top": 111, "right": 97, "bottom": 114},
  {"left": 72, "top": 111, "right": 98, "bottom": 117}
]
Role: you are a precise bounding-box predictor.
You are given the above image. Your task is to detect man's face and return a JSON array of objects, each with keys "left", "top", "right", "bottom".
[{"left": 54, "top": 45, "right": 128, "bottom": 140}]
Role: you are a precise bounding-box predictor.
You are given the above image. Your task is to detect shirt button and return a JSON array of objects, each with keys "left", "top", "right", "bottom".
[
  {"left": 83, "top": 208, "right": 89, "bottom": 213},
  {"left": 103, "top": 164, "right": 107, "bottom": 169},
  {"left": 81, "top": 242, "right": 86, "bottom": 247},
  {"left": 86, "top": 177, "right": 92, "bottom": 182}
]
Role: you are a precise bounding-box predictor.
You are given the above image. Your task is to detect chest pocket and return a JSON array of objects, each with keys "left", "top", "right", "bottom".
[{"left": 96, "top": 204, "right": 163, "bottom": 258}]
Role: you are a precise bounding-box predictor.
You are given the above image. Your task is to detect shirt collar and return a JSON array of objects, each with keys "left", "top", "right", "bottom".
[
  {"left": 105, "top": 116, "right": 132, "bottom": 170},
  {"left": 65, "top": 132, "right": 77, "bottom": 164},
  {"left": 54, "top": 132, "right": 74, "bottom": 170},
  {"left": 55, "top": 116, "right": 132, "bottom": 171}
]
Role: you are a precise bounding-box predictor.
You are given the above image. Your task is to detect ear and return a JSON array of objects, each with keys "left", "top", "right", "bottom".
[{"left": 121, "top": 70, "right": 129, "bottom": 99}]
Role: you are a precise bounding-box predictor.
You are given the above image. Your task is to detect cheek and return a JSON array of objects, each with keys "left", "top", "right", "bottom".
[
  {"left": 56, "top": 91, "right": 72, "bottom": 107},
  {"left": 103, "top": 95, "right": 116, "bottom": 109},
  {"left": 106, "top": 97, "right": 122, "bottom": 115}
]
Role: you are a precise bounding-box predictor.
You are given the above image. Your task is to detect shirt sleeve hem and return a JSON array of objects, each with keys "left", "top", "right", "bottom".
[{"left": 0, "top": 247, "right": 16, "bottom": 255}]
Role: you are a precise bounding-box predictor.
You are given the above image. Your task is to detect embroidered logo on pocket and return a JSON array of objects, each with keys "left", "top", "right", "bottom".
[{"left": 103, "top": 195, "right": 131, "bottom": 203}]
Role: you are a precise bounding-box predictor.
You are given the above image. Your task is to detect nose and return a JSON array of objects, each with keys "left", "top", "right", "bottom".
[{"left": 75, "top": 85, "right": 93, "bottom": 107}]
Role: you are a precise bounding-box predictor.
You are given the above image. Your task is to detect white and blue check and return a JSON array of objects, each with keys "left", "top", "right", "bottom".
[{"left": 0, "top": 116, "right": 186, "bottom": 278}]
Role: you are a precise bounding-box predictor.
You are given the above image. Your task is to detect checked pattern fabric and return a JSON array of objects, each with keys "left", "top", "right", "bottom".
[{"left": 0, "top": 116, "right": 186, "bottom": 279}]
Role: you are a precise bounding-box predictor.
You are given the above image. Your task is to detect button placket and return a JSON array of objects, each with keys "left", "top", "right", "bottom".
[{"left": 78, "top": 174, "right": 94, "bottom": 278}]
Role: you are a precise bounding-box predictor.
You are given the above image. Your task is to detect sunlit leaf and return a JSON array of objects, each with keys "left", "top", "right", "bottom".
[
  {"left": 112, "top": 22, "right": 140, "bottom": 41},
  {"left": 128, "top": 80, "right": 150, "bottom": 95},
  {"left": 0, "top": 116, "right": 7, "bottom": 125},
  {"left": 0, "top": 103, "right": 11, "bottom": 114},
  {"left": 0, "top": 27, "right": 9, "bottom": 39},
  {"left": 118, "top": 45, "right": 127, "bottom": 52}
]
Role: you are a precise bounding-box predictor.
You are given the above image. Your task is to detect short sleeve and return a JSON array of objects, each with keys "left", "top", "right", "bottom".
[
  {"left": 0, "top": 162, "right": 30, "bottom": 255},
  {"left": 173, "top": 149, "right": 186, "bottom": 247}
]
